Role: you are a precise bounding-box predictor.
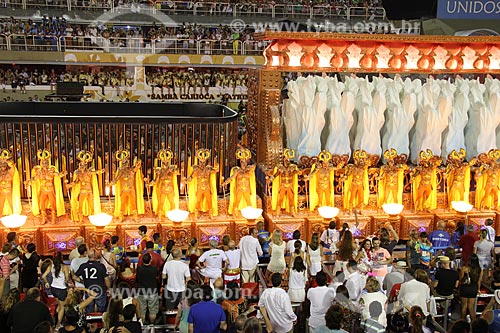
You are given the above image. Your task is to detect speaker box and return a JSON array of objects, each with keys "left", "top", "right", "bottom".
[{"left": 56, "top": 82, "right": 84, "bottom": 96}]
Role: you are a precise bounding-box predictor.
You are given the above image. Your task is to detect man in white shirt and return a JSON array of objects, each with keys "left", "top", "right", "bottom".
[
  {"left": 259, "top": 273, "right": 297, "bottom": 333},
  {"left": 197, "top": 239, "right": 229, "bottom": 287},
  {"left": 485, "top": 218, "right": 496, "bottom": 242},
  {"left": 320, "top": 222, "right": 339, "bottom": 252},
  {"left": 307, "top": 271, "right": 335, "bottom": 333},
  {"left": 345, "top": 259, "right": 364, "bottom": 303},
  {"left": 238, "top": 227, "right": 263, "bottom": 283},
  {"left": 286, "top": 230, "right": 307, "bottom": 255},
  {"left": 162, "top": 247, "right": 190, "bottom": 310},
  {"left": 398, "top": 269, "right": 430, "bottom": 315},
  {"left": 224, "top": 240, "right": 241, "bottom": 283},
  {"left": 69, "top": 236, "right": 84, "bottom": 261},
  {"left": 70, "top": 243, "right": 89, "bottom": 288}
]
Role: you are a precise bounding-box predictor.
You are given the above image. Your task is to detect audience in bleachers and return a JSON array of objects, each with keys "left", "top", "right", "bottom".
[{"left": 1, "top": 219, "right": 500, "bottom": 332}]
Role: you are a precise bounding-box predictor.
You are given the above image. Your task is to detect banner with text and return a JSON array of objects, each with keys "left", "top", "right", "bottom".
[{"left": 437, "top": 0, "right": 500, "bottom": 19}]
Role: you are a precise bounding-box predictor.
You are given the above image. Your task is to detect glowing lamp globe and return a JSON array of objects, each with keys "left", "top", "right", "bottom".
[
  {"left": 318, "top": 206, "right": 340, "bottom": 220},
  {"left": 0, "top": 214, "right": 27, "bottom": 229},
  {"left": 88, "top": 213, "right": 113, "bottom": 227},
  {"left": 241, "top": 207, "right": 263, "bottom": 221},
  {"left": 382, "top": 203, "right": 404, "bottom": 216},
  {"left": 167, "top": 209, "right": 189, "bottom": 223},
  {"left": 451, "top": 201, "right": 473, "bottom": 213}
]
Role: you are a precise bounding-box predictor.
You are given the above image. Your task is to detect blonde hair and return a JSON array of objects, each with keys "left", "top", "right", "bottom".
[
  {"left": 272, "top": 230, "right": 283, "bottom": 245},
  {"left": 365, "top": 276, "right": 380, "bottom": 293}
]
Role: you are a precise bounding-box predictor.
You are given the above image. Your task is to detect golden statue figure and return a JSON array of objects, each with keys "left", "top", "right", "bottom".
[
  {"left": 306, "top": 150, "right": 342, "bottom": 210},
  {"left": 411, "top": 150, "right": 441, "bottom": 211},
  {"left": 377, "top": 149, "right": 408, "bottom": 207},
  {"left": 109, "top": 149, "right": 145, "bottom": 220},
  {"left": 343, "top": 149, "right": 370, "bottom": 210},
  {"left": 26, "top": 149, "right": 66, "bottom": 224},
  {"left": 475, "top": 149, "right": 500, "bottom": 210},
  {"left": 151, "top": 147, "right": 179, "bottom": 220},
  {"left": 269, "top": 148, "right": 300, "bottom": 216},
  {"left": 67, "top": 151, "right": 104, "bottom": 222},
  {"left": 446, "top": 148, "right": 475, "bottom": 208},
  {"left": 186, "top": 148, "right": 219, "bottom": 218},
  {"left": 0, "top": 149, "right": 21, "bottom": 216},
  {"left": 224, "top": 147, "right": 256, "bottom": 217}
]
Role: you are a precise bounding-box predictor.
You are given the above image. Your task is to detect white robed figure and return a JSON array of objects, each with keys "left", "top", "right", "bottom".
[
  {"left": 440, "top": 78, "right": 463, "bottom": 159},
  {"left": 465, "top": 77, "right": 500, "bottom": 160},
  {"left": 411, "top": 77, "right": 452, "bottom": 164},
  {"left": 382, "top": 75, "right": 420, "bottom": 158},
  {"left": 297, "top": 75, "right": 327, "bottom": 157},
  {"left": 352, "top": 75, "right": 387, "bottom": 156},
  {"left": 324, "top": 76, "right": 355, "bottom": 156},
  {"left": 283, "top": 79, "right": 302, "bottom": 153}
]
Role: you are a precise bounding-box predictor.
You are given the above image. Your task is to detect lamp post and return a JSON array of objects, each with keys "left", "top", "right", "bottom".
[
  {"left": 381, "top": 203, "right": 404, "bottom": 234},
  {"left": 88, "top": 213, "right": 113, "bottom": 248},
  {"left": 318, "top": 206, "right": 340, "bottom": 227},
  {"left": 241, "top": 206, "right": 263, "bottom": 225},
  {"left": 451, "top": 201, "right": 473, "bottom": 225},
  {"left": 167, "top": 209, "right": 190, "bottom": 243},
  {"left": 0, "top": 214, "right": 27, "bottom": 231}
]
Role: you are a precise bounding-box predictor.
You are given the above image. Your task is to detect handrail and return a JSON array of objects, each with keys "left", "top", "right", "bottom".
[{"left": 257, "top": 263, "right": 268, "bottom": 290}]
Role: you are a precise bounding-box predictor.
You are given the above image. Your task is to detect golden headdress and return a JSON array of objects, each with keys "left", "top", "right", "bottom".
[
  {"left": 353, "top": 149, "right": 367, "bottom": 161},
  {"left": 236, "top": 147, "right": 251, "bottom": 161},
  {"left": 487, "top": 149, "right": 500, "bottom": 162},
  {"left": 283, "top": 148, "right": 295, "bottom": 160},
  {"left": 115, "top": 148, "right": 130, "bottom": 162},
  {"left": 419, "top": 149, "right": 433, "bottom": 162},
  {"left": 77, "top": 150, "right": 93, "bottom": 165},
  {"left": 37, "top": 149, "right": 51, "bottom": 161},
  {"left": 0, "top": 149, "right": 12, "bottom": 161},
  {"left": 196, "top": 148, "right": 211, "bottom": 161},
  {"left": 318, "top": 150, "right": 332, "bottom": 163},
  {"left": 158, "top": 148, "right": 173, "bottom": 162},
  {"left": 383, "top": 148, "right": 397, "bottom": 161}
]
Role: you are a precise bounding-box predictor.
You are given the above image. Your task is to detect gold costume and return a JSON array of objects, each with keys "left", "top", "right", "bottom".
[
  {"left": 226, "top": 147, "right": 257, "bottom": 216},
  {"left": 151, "top": 148, "right": 180, "bottom": 217},
  {"left": 69, "top": 151, "right": 102, "bottom": 221},
  {"left": 343, "top": 149, "right": 370, "bottom": 210},
  {"left": 271, "top": 149, "right": 299, "bottom": 215},
  {"left": 29, "top": 149, "right": 66, "bottom": 222},
  {"left": 475, "top": 149, "right": 500, "bottom": 209},
  {"left": 446, "top": 148, "right": 474, "bottom": 208},
  {"left": 111, "top": 149, "right": 145, "bottom": 218},
  {"left": 187, "top": 149, "right": 218, "bottom": 217},
  {"left": 0, "top": 149, "right": 21, "bottom": 216},
  {"left": 308, "top": 150, "right": 337, "bottom": 210},
  {"left": 412, "top": 150, "right": 440, "bottom": 211},
  {"left": 377, "top": 149, "right": 406, "bottom": 207}
]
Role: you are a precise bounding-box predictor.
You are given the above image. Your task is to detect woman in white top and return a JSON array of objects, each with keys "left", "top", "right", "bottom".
[
  {"left": 288, "top": 256, "right": 307, "bottom": 303},
  {"left": 307, "top": 233, "right": 322, "bottom": 276},
  {"left": 474, "top": 229, "right": 495, "bottom": 271},
  {"left": 101, "top": 239, "right": 118, "bottom": 282},
  {"left": 42, "top": 252, "right": 71, "bottom": 326},
  {"left": 267, "top": 230, "right": 286, "bottom": 279},
  {"left": 360, "top": 276, "right": 387, "bottom": 328}
]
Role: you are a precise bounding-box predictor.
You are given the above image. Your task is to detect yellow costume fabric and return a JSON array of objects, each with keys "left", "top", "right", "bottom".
[
  {"left": 271, "top": 165, "right": 299, "bottom": 212},
  {"left": 1, "top": 167, "right": 22, "bottom": 215},
  {"left": 308, "top": 164, "right": 335, "bottom": 210},
  {"left": 412, "top": 170, "right": 438, "bottom": 211},
  {"left": 475, "top": 166, "right": 500, "bottom": 209},
  {"left": 152, "top": 171, "right": 180, "bottom": 213},
  {"left": 447, "top": 166, "right": 471, "bottom": 207},
  {"left": 113, "top": 168, "right": 145, "bottom": 217},
  {"left": 377, "top": 167, "right": 405, "bottom": 207},
  {"left": 30, "top": 165, "right": 66, "bottom": 216},
  {"left": 69, "top": 173, "right": 101, "bottom": 221},
  {"left": 228, "top": 166, "right": 257, "bottom": 214},
  {"left": 342, "top": 167, "right": 369, "bottom": 209},
  {"left": 187, "top": 167, "right": 218, "bottom": 215}
]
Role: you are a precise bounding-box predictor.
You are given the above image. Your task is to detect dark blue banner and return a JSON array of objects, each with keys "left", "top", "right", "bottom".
[{"left": 437, "top": 0, "right": 500, "bottom": 19}]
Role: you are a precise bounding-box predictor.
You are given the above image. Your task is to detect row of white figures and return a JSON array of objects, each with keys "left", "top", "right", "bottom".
[{"left": 283, "top": 74, "right": 500, "bottom": 163}]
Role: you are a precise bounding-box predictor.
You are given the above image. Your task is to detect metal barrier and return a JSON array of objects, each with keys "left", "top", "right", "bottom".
[{"left": 0, "top": 0, "right": 386, "bottom": 19}]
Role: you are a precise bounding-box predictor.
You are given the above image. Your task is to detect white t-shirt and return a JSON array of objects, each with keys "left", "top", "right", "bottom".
[
  {"left": 162, "top": 260, "right": 190, "bottom": 292},
  {"left": 320, "top": 229, "right": 339, "bottom": 249},
  {"left": 224, "top": 249, "right": 241, "bottom": 270},
  {"left": 288, "top": 269, "right": 307, "bottom": 290},
  {"left": 398, "top": 279, "right": 431, "bottom": 316},
  {"left": 258, "top": 287, "right": 297, "bottom": 333},
  {"left": 307, "top": 286, "right": 336, "bottom": 328},
  {"left": 485, "top": 225, "right": 496, "bottom": 243},
  {"left": 345, "top": 271, "right": 364, "bottom": 303},
  {"left": 198, "top": 249, "right": 228, "bottom": 276},
  {"left": 286, "top": 239, "right": 306, "bottom": 254},
  {"left": 239, "top": 235, "right": 263, "bottom": 270},
  {"left": 474, "top": 239, "right": 494, "bottom": 259}
]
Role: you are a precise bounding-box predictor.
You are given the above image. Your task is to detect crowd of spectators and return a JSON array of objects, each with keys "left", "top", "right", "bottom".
[{"left": 0, "top": 218, "right": 500, "bottom": 333}]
